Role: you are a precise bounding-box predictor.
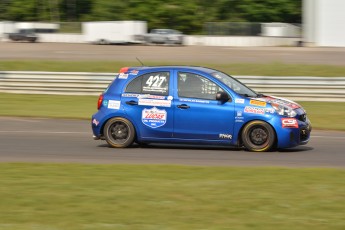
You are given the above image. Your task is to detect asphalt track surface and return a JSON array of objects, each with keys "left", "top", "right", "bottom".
[
  {"left": 1, "top": 42, "right": 345, "bottom": 65},
  {"left": 1, "top": 43, "right": 344, "bottom": 167},
  {"left": 1, "top": 117, "right": 345, "bottom": 168}
]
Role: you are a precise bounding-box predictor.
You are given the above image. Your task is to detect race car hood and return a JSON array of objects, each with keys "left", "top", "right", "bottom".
[{"left": 254, "top": 95, "right": 301, "bottom": 110}]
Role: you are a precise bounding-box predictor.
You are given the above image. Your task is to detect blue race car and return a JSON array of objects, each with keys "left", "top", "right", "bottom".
[{"left": 92, "top": 66, "right": 311, "bottom": 152}]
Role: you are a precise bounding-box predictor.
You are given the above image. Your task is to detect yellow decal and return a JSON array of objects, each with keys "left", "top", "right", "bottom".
[{"left": 250, "top": 100, "right": 266, "bottom": 107}]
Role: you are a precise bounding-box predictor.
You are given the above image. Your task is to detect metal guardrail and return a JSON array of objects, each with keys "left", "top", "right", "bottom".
[
  {"left": 239, "top": 76, "right": 345, "bottom": 102},
  {"left": 0, "top": 71, "right": 114, "bottom": 95},
  {"left": 0, "top": 71, "right": 344, "bottom": 102}
]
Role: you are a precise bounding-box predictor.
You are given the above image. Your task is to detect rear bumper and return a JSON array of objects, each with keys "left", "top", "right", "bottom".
[{"left": 91, "top": 110, "right": 106, "bottom": 140}]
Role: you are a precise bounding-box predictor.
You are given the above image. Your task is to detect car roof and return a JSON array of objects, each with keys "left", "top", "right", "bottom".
[{"left": 127, "top": 66, "right": 217, "bottom": 74}]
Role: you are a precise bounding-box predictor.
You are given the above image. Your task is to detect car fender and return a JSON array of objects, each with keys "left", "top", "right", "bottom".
[
  {"left": 234, "top": 114, "right": 302, "bottom": 149},
  {"left": 233, "top": 114, "right": 278, "bottom": 146}
]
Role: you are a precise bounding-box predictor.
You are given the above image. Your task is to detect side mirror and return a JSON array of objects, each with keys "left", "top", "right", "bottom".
[{"left": 216, "top": 91, "right": 231, "bottom": 102}]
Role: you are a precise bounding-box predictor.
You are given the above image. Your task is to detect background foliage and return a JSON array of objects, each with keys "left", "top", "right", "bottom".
[{"left": 0, "top": 0, "right": 301, "bottom": 34}]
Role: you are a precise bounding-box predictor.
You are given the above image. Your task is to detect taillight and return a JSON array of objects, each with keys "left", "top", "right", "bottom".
[
  {"left": 119, "top": 67, "right": 129, "bottom": 73},
  {"left": 97, "top": 94, "right": 104, "bottom": 110}
]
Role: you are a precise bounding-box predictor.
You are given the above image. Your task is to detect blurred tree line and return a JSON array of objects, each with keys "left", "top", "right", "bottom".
[{"left": 0, "top": 0, "right": 301, "bottom": 34}]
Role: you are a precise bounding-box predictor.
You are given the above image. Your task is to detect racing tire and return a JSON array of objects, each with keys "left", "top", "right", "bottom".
[
  {"left": 104, "top": 117, "right": 135, "bottom": 148},
  {"left": 241, "top": 120, "right": 275, "bottom": 152}
]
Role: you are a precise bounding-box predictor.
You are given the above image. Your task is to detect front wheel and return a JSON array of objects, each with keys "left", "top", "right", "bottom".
[
  {"left": 241, "top": 120, "right": 276, "bottom": 152},
  {"left": 104, "top": 117, "right": 135, "bottom": 148}
]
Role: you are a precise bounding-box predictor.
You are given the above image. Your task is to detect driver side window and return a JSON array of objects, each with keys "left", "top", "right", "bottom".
[{"left": 178, "top": 72, "right": 223, "bottom": 100}]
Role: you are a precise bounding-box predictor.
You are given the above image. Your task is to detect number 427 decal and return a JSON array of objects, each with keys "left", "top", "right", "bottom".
[{"left": 146, "top": 75, "right": 166, "bottom": 88}]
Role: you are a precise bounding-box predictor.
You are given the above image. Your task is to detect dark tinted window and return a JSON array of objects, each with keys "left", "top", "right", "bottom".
[
  {"left": 125, "top": 76, "right": 142, "bottom": 93},
  {"left": 125, "top": 71, "right": 170, "bottom": 96}
]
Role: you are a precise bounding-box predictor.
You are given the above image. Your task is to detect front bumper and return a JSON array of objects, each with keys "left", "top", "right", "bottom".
[
  {"left": 275, "top": 118, "right": 312, "bottom": 149},
  {"left": 299, "top": 122, "right": 312, "bottom": 145}
]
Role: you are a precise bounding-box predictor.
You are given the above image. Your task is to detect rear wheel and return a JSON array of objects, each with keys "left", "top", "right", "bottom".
[
  {"left": 104, "top": 117, "right": 135, "bottom": 148},
  {"left": 241, "top": 120, "right": 275, "bottom": 152}
]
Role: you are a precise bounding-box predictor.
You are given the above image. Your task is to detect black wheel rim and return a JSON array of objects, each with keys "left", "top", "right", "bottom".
[
  {"left": 249, "top": 126, "right": 269, "bottom": 146},
  {"left": 108, "top": 121, "right": 130, "bottom": 144}
]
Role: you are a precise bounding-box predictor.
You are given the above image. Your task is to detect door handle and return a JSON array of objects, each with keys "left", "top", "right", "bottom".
[
  {"left": 126, "top": 100, "right": 138, "bottom": 105},
  {"left": 177, "top": 104, "right": 190, "bottom": 109}
]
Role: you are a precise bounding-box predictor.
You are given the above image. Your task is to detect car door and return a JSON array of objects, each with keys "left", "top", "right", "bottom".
[
  {"left": 149, "top": 29, "right": 160, "bottom": 43},
  {"left": 122, "top": 71, "right": 174, "bottom": 139},
  {"left": 173, "top": 71, "right": 235, "bottom": 141}
]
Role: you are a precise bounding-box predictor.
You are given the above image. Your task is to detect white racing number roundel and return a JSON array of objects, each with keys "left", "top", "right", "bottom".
[{"left": 142, "top": 107, "right": 167, "bottom": 128}]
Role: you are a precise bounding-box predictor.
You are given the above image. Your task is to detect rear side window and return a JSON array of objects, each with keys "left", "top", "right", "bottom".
[
  {"left": 125, "top": 76, "right": 141, "bottom": 93},
  {"left": 125, "top": 72, "right": 170, "bottom": 96}
]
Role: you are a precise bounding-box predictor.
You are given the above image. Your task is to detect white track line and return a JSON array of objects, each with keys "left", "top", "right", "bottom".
[
  {"left": 312, "top": 135, "right": 345, "bottom": 139},
  {"left": 0, "top": 131, "right": 89, "bottom": 134}
]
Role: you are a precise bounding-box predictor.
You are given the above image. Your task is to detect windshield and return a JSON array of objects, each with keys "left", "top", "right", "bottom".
[{"left": 211, "top": 71, "right": 257, "bottom": 97}]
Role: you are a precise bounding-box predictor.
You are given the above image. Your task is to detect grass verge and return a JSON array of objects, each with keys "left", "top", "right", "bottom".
[
  {"left": 1, "top": 60, "right": 345, "bottom": 76},
  {"left": 0, "top": 163, "right": 344, "bottom": 230},
  {"left": 0, "top": 93, "right": 344, "bottom": 131},
  {"left": 0, "top": 93, "right": 96, "bottom": 120},
  {"left": 301, "top": 101, "right": 345, "bottom": 131}
]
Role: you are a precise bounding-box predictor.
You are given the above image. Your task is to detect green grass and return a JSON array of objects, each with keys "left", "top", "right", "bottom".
[
  {"left": 0, "top": 163, "right": 344, "bottom": 230},
  {"left": 301, "top": 101, "right": 345, "bottom": 131},
  {"left": 0, "top": 93, "right": 344, "bottom": 131},
  {"left": 1, "top": 60, "right": 345, "bottom": 76},
  {"left": 0, "top": 93, "right": 96, "bottom": 119}
]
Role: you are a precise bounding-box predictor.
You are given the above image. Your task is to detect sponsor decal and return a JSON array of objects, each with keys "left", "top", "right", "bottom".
[
  {"left": 167, "top": 96, "right": 173, "bottom": 101},
  {"left": 138, "top": 94, "right": 166, "bottom": 100},
  {"left": 102, "top": 100, "right": 108, "bottom": 107},
  {"left": 281, "top": 118, "right": 299, "bottom": 128},
  {"left": 92, "top": 118, "right": 99, "bottom": 126},
  {"left": 265, "top": 108, "right": 275, "bottom": 114},
  {"left": 142, "top": 107, "right": 167, "bottom": 128},
  {"left": 130, "top": 70, "right": 139, "bottom": 75},
  {"left": 235, "top": 98, "right": 245, "bottom": 104},
  {"left": 267, "top": 96, "right": 301, "bottom": 109},
  {"left": 118, "top": 73, "right": 128, "bottom": 79},
  {"left": 244, "top": 106, "right": 265, "bottom": 115},
  {"left": 250, "top": 100, "right": 266, "bottom": 107},
  {"left": 122, "top": 93, "right": 140, "bottom": 98},
  {"left": 235, "top": 111, "right": 244, "bottom": 122},
  {"left": 287, "top": 103, "right": 300, "bottom": 109},
  {"left": 272, "top": 100, "right": 300, "bottom": 109},
  {"left": 138, "top": 99, "right": 171, "bottom": 107},
  {"left": 180, "top": 98, "right": 210, "bottom": 104},
  {"left": 219, "top": 134, "right": 232, "bottom": 139},
  {"left": 108, "top": 100, "right": 121, "bottom": 109}
]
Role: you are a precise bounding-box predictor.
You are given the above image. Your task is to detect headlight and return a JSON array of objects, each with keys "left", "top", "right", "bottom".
[{"left": 271, "top": 103, "right": 297, "bottom": 117}]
